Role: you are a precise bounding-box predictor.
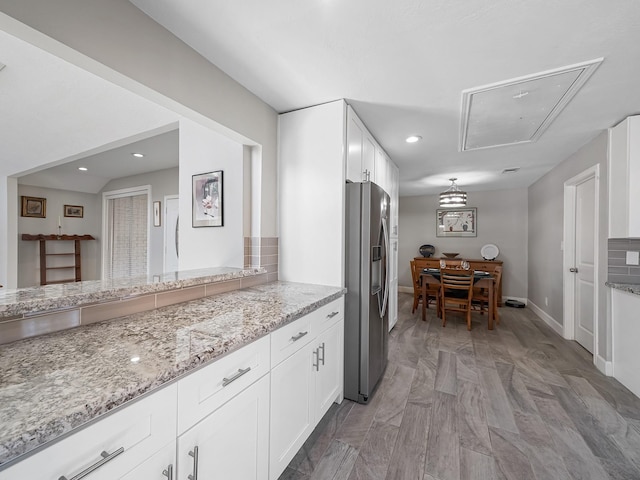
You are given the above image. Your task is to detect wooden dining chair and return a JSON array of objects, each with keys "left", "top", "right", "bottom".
[
  {"left": 472, "top": 265, "right": 502, "bottom": 325},
  {"left": 439, "top": 268, "right": 475, "bottom": 330},
  {"left": 410, "top": 260, "right": 438, "bottom": 314}
]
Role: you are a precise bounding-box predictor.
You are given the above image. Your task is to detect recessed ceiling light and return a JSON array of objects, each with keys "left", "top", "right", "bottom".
[
  {"left": 502, "top": 167, "right": 520, "bottom": 174},
  {"left": 406, "top": 135, "right": 422, "bottom": 143},
  {"left": 78, "top": 167, "right": 88, "bottom": 171},
  {"left": 132, "top": 153, "right": 144, "bottom": 158}
]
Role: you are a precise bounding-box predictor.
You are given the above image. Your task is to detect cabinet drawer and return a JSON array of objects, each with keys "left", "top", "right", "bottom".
[
  {"left": 311, "top": 297, "right": 344, "bottom": 335},
  {"left": 0, "top": 384, "right": 177, "bottom": 480},
  {"left": 120, "top": 440, "right": 175, "bottom": 480},
  {"left": 270, "top": 314, "right": 313, "bottom": 367},
  {"left": 177, "top": 335, "right": 270, "bottom": 434}
]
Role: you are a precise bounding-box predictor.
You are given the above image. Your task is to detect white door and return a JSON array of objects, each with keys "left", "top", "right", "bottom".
[
  {"left": 102, "top": 186, "right": 151, "bottom": 280},
  {"left": 573, "top": 176, "right": 596, "bottom": 352},
  {"left": 163, "top": 195, "right": 179, "bottom": 273}
]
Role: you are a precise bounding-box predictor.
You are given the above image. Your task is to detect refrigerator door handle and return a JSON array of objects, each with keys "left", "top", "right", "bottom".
[{"left": 379, "top": 217, "right": 390, "bottom": 318}]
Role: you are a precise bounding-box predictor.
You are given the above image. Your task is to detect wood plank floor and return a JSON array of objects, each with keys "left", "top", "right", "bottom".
[{"left": 279, "top": 293, "right": 640, "bottom": 480}]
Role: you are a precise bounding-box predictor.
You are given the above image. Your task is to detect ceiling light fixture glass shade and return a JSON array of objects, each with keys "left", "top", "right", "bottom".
[{"left": 439, "top": 178, "right": 467, "bottom": 207}]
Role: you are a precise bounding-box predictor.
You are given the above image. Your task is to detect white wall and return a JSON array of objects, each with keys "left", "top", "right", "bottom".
[
  {"left": 179, "top": 118, "right": 244, "bottom": 270},
  {"left": 0, "top": 0, "right": 277, "bottom": 236},
  {"left": 102, "top": 167, "right": 178, "bottom": 276},
  {"left": 398, "top": 188, "right": 528, "bottom": 300},
  {"left": 0, "top": 1, "right": 278, "bottom": 286},
  {"left": 17, "top": 185, "right": 101, "bottom": 287},
  {"left": 528, "top": 132, "right": 609, "bottom": 358},
  {"left": 0, "top": 176, "right": 18, "bottom": 288}
]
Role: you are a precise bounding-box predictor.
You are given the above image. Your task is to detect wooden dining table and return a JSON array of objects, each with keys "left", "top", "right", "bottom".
[{"left": 420, "top": 269, "right": 498, "bottom": 329}]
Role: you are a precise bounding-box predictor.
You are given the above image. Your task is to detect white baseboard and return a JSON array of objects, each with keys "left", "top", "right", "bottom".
[
  {"left": 528, "top": 300, "right": 564, "bottom": 336},
  {"left": 398, "top": 286, "right": 413, "bottom": 294},
  {"left": 595, "top": 354, "right": 613, "bottom": 376}
]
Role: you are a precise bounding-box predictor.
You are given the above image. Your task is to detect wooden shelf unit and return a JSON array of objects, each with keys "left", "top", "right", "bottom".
[{"left": 21, "top": 234, "right": 96, "bottom": 286}]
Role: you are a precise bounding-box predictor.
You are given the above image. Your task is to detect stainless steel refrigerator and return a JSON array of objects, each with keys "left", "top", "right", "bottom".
[{"left": 344, "top": 181, "right": 390, "bottom": 404}]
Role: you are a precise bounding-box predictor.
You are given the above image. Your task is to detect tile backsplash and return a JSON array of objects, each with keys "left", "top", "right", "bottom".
[
  {"left": 608, "top": 238, "right": 640, "bottom": 284},
  {"left": 245, "top": 237, "right": 279, "bottom": 282}
]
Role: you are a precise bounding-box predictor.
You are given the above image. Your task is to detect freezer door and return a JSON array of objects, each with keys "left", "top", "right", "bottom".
[{"left": 362, "top": 182, "right": 389, "bottom": 401}]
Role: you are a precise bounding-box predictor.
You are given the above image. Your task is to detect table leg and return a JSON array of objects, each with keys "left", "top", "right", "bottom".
[
  {"left": 488, "top": 280, "right": 494, "bottom": 330},
  {"left": 422, "top": 280, "right": 427, "bottom": 321}
]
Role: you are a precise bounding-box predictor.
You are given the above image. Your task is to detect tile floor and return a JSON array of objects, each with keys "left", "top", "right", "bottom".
[{"left": 279, "top": 293, "right": 640, "bottom": 480}]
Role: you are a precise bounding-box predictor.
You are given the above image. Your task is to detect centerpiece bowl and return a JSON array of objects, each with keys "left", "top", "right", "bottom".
[{"left": 442, "top": 252, "right": 459, "bottom": 258}]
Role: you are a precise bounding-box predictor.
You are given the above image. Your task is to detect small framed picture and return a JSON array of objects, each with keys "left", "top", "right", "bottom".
[
  {"left": 64, "top": 205, "right": 84, "bottom": 218},
  {"left": 153, "top": 201, "right": 161, "bottom": 227},
  {"left": 192, "top": 170, "right": 224, "bottom": 227},
  {"left": 21, "top": 196, "right": 46, "bottom": 218}
]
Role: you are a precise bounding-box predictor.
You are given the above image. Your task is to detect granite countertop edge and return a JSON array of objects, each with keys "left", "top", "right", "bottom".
[
  {"left": 605, "top": 281, "right": 640, "bottom": 295},
  {"left": 0, "top": 283, "right": 346, "bottom": 468},
  {"left": 0, "top": 267, "right": 267, "bottom": 318}
]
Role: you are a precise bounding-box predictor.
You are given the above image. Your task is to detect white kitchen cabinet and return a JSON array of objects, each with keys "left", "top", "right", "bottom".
[
  {"left": 177, "top": 374, "right": 270, "bottom": 480},
  {"left": 347, "top": 106, "right": 375, "bottom": 183},
  {"left": 269, "top": 299, "right": 344, "bottom": 480},
  {"left": 375, "top": 147, "right": 388, "bottom": 194},
  {"left": 176, "top": 335, "right": 270, "bottom": 434},
  {"left": 389, "top": 162, "right": 399, "bottom": 238},
  {"left": 120, "top": 441, "right": 175, "bottom": 480},
  {"left": 0, "top": 384, "right": 177, "bottom": 480},
  {"left": 279, "top": 100, "right": 399, "bottom": 328},
  {"left": 269, "top": 340, "right": 315, "bottom": 479},
  {"left": 609, "top": 115, "right": 640, "bottom": 237},
  {"left": 612, "top": 288, "right": 640, "bottom": 398},
  {"left": 388, "top": 239, "right": 398, "bottom": 331},
  {"left": 313, "top": 318, "right": 344, "bottom": 420}
]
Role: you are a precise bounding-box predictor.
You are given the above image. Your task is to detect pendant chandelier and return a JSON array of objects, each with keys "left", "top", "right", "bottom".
[{"left": 439, "top": 178, "right": 467, "bottom": 207}]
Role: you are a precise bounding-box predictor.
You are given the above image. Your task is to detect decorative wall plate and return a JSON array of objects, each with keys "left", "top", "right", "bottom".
[{"left": 481, "top": 244, "right": 499, "bottom": 260}]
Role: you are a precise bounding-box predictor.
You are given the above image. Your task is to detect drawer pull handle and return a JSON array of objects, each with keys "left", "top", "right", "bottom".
[
  {"left": 319, "top": 342, "right": 326, "bottom": 366},
  {"left": 163, "top": 464, "right": 173, "bottom": 480},
  {"left": 58, "top": 447, "right": 124, "bottom": 480},
  {"left": 291, "top": 331, "right": 308, "bottom": 342},
  {"left": 188, "top": 446, "right": 199, "bottom": 480},
  {"left": 327, "top": 311, "right": 339, "bottom": 319},
  {"left": 222, "top": 367, "right": 251, "bottom": 387}
]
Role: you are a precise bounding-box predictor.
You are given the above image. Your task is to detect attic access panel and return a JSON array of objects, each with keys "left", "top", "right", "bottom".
[{"left": 459, "top": 58, "right": 603, "bottom": 151}]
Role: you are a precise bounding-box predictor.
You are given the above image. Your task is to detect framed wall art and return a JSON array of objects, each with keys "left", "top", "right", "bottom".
[
  {"left": 21, "top": 196, "right": 46, "bottom": 218},
  {"left": 64, "top": 205, "right": 84, "bottom": 218},
  {"left": 192, "top": 170, "right": 223, "bottom": 227},
  {"left": 436, "top": 207, "right": 477, "bottom": 237}
]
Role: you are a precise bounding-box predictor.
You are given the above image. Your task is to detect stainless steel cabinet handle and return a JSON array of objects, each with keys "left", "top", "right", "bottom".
[
  {"left": 326, "top": 311, "right": 339, "bottom": 319},
  {"left": 291, "top": 331, "right": 308, "bottom": 342},
  {"left": 319, "top": 342, "right": 325, "bottom": 366},
  {"left": 162, "top": 464, "right": 173, "bottom": 480},
  {"left": 313, "top": 348, "right": 320, "bottom": 371},
  {"left": 222, "top": 366, "right": 251, "bottom": 387},
  {"left": 58, "top": 447, "right": 124, "bottom": 480},
  {"left": 188, "top": 447, "right": 199, "bottom": 480},
  {"left": 569, "top": 267, "right": 579, "bottom": 273}
]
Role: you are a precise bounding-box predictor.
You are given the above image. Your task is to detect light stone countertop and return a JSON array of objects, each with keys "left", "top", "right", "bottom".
[
  {"left": 0, "top": 267, "right": 265, "bottom": 318},
  {"left": 0, "top": 281, "right": 345, "bottom": 467},
  {"left": 605, "top": 281, "right": 640, "bottom": 296}
]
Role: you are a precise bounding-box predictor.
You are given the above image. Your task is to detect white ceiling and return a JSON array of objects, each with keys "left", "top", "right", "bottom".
[
  {"left": 18, "top": 129, "right": 179, "bottom": 194},
  {"left": 130, "top": 0, "right": 640, "bottom": 196},
  {"left": 0, "top": 28, "right": 180, "bottom": 184}
]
